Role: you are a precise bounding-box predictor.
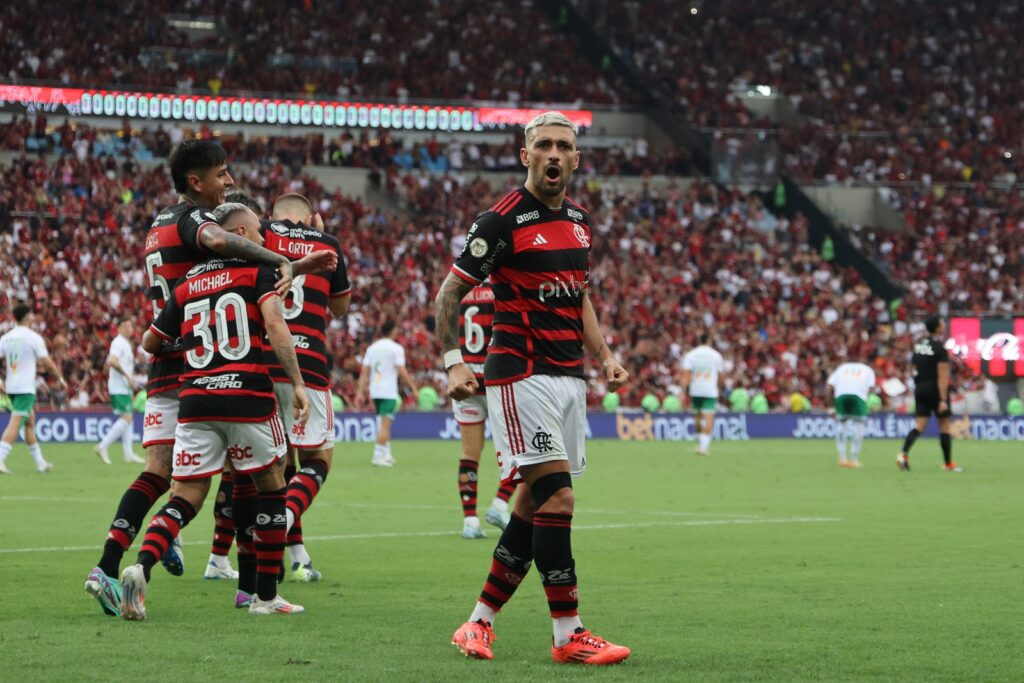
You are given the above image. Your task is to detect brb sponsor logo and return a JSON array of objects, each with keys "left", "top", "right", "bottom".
[
  {"left": 227, "top": 445, "right": 253, "bottom": 461},
  {"left": 539, "top": 275, "right": 585, "bottom": 303},
  {"left": 175, "top": 450, "right": 202, "bottom": 467},
  {"left": 516, "top": 210, "right": 540, "bottom": 225},
  {"left": 144, "top": 412, "right": 163, "bottom": 428}
]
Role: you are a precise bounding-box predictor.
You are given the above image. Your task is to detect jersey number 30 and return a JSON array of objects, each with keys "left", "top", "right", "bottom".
[{"left": 183, "top": 293, "right": 251, "bottom": 368}]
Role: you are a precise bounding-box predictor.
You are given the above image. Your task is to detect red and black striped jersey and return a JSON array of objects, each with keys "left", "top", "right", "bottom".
[
  {"left": 260, "top": 219, "right": 351, "bottom": 390},
  {"left": 459, "top": 284, "right": 494, "bottom": 385},
  {"left": 149, "top": 259, "right": 279, "bottom": 423},
  {"left": 451, "top": 187, "right": 591, "bottom": 384},
  {"left": 143, "top": 202, "right": 219, "bottom": 396}
]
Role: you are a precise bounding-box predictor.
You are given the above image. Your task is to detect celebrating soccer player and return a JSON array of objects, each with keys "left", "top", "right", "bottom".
[
  {"left": 84, "top": 141, "right": 336, "bottom": 617},
  {"left": 436, "top": 112, "right": 632, "bottom": 665},
  {"left": 120, "top": 203, "right": 310, "bottom": 619}
]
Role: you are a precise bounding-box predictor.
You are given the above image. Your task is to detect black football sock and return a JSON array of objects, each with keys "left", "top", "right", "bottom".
[
  {"left": 98, "top": 472, "right": 170, "bottom": 577},
  {"left": 901, "top": 428, "right": 921, "bottom": 455},
  {"left": 533, "top": 512, "right": 579, "bottom": 619},
  {"left": 939, "top": 433, "right": 952, "bottom": 466}
]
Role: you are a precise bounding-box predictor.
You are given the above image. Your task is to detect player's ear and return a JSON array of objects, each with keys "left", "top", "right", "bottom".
[
  {"left": 187, "top": 171, "right": 203, "bottom": 194},
  {"left": 520, "top": 147, "right": 529, "bottom": 167},
  {"left": 572, "top": 149, "right": 580, "bottom": 170}
]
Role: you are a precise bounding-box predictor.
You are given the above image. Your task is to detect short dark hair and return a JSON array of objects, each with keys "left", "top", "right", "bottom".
[
  {"left": 698, "top": 332, "right": 711, "bottom": 345},
  {"left": 225, "top": 191, "right": 264, "bottom": 215},
  {"left": 13, "top": 304, "right": 31, "bottom": 323},
  {"left": 381, "top": 319, "right": 397, "bottom": 337},
  {"left": 169, "top": 140, "right": 227, "bottom": 194},
  {"left": 924, "top": 316, "right": 942, "bottom": 334}
]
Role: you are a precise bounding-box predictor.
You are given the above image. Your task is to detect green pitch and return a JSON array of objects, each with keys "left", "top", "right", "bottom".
[{"left": 1, "top": 438, "right": 1022, "bottom": 682}]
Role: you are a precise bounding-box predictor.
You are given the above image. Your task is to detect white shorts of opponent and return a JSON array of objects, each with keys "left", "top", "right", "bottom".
[
  {"left": 142, "top": 393, "right": 179, "bottom": 449},
  {"left": 171, "top": 416, "right": 288, "bottom": 481},
  {"left": 453, "top": 394, "right": 488, "bottom": 425},
  {"left": 274, "top": 383, "right": 335, "bottom": 450},
  {"left": 485, "top": 375, "right": 586, "bottom": 486}
]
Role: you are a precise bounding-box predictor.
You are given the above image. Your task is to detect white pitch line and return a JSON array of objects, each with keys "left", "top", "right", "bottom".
[
  {"left": 0, "top": 516, "right": 840, "bottom": 554},
  {"left": 0, "top": 496, "right": 770, "bottom": 520}
]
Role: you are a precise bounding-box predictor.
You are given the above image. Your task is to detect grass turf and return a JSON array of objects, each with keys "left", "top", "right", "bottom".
[{"left": 0, "top": 437, "right": 1021, "bottom": 682}]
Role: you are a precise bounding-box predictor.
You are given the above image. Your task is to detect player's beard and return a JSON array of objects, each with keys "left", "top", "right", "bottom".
[{"left": 533, "top": 163, "right": 569, "bottom": 198}]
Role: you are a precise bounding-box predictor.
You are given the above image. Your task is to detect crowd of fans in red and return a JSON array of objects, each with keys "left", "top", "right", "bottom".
[
  {"left": 1, "top": 0, "right": 630, "bottom": 104},
  {"left": 1, "top": 1, "right": 1016, "bottom": 411},
  {"left": 593, "top": 0, "right": 1022, "bottom": 186},
  {"left": 2, "top": 153, "right": 972, "bottom": 412}
]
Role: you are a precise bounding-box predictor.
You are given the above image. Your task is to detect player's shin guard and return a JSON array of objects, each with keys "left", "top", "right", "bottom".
[
  {"left": 210, "top": 471, "right": 235, "bottom": 557},
  {"left": 459, "top": 459, "right": 480, "bottom": 518},
  {"left": 533, "top": 512, "right": 578, "bottom": 618},
  {"left": 137, "top": 496, "right": 197, "bottom": 581},
  {"left": 285, "top": 459, "right": 329, "bottom": 523},
  {"left": 478, "top": 512, "right": 534, "bottom": 614},
  {"left": 940, "top": 433, "right": 953, "bottom": 466},
  {"left": 901, "top": 428, "right": 921, "bottom": 454},
  {"left": 98, "top": 472, "right": 170, "bottom": 577},
  {"left": 233, "top": 475, "right": 259, "bottom": 595},
  {"left": 255, "top": 487, "right": 287, "bottom": 601}
]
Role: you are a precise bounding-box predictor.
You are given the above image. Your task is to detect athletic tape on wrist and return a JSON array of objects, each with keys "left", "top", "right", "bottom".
[{"left": 444, "top": 349, "right": 464, "bottom": 369}]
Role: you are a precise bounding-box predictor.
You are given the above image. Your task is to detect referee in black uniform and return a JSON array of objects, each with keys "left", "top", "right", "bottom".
[{"left": 897, "top": 316, "right": 963, "bottom": 472}]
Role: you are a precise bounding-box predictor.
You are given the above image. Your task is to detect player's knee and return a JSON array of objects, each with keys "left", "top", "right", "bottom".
[{"left": 530, "top": 471, "right": 573, "bottom": 514}]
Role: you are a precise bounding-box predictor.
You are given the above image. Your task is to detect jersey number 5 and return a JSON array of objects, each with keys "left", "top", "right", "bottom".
[
  {"left": 145, "top": 252, "right": 171, "bottom": 316},
  {"left": 183, "top": 293, "right": 251, "bottom": 368}
]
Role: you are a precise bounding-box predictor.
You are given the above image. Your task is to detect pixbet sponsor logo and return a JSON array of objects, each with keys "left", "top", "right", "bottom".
[{"left": 538, "top": 275, "right": 585, "bottom": 303}]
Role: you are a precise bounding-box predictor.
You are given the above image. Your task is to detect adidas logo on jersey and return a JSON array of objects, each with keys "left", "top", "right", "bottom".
[{"left": 532, "top": 234, "right": 549, "bottom": 246}]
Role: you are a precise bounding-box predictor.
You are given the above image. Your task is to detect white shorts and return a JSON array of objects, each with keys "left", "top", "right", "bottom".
[
  {"left": 171, "top": 416, "right": 288, "bottom": 481},
  {"left": 486, "top": 375, "right": 586, "bottom": 485},
  {"left": 291, "top": 387, "right": 335, "bottom": 450},
  {"left": 453, "top": 394, "right": 488, "bottom": 425},
  {"left": 143, "top": 394, "right": 179, "bottom": 448},
  {"left": 274, "top": 383, "right": 295, "bottom": 436}
]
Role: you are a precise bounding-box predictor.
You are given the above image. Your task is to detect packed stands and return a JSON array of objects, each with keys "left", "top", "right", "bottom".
[{"left": 1, "top": 0, "right": 632, "bottom": 103}]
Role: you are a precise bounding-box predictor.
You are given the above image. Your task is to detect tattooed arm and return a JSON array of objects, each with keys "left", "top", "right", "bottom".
[{"left": 434, "top": 272, "right": 477, "bottom": 401}]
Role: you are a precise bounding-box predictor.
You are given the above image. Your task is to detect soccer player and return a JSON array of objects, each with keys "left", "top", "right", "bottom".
[
  {"left": 0, "top": 303, "right": 66, "bottom": 474},
  {"left": 436, "top": 111, "right": 632, "bottom": 665},
  {"left": 680, "top": 333, "right": 725, "bottom": 456},
  {"left": 120, "top": 207, "right": 310, "bottom": 619},
  {"left": 84, "top": 140, "right": 336, "bottom": 616},
  {"left": 827, "top": 358, "right": 876, "bottom": 468},
  {"left": 260, "top": 193, "right": 351, "bottom": 581},
  {"left": 453, "top": 284, "right": 515, "bottom": 539},
  {"left": 898, "top": 316, "right": 963, "bottom": 472},
  {"left": 356, "top": 320, "right": 418, "bottom": 467},
  {"left": 95, "top": 318, "right": 145, "bottom": 465}
]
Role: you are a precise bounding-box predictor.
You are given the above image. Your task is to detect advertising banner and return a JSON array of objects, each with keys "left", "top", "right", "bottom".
[{"left": 2, "top": 411, "right": 1022, "bottom": 444}]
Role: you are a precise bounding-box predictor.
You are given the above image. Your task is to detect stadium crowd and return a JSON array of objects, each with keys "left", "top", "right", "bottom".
[
  {"left": 593, "top": 0, "right": 1022, "bottom": 185},
  {"left": 3, "top": 151, "right": 982, "bottom": 414},
  {"left": 1, "top": 0, "right": 631, "bottom": 104}
]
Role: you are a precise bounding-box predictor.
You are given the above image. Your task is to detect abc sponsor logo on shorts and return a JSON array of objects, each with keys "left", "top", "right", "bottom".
[
  {"left": 144, "top": 412, "right": 163, "bottom": 428},
  {"left": 175, "top": 451, "right": 202, "bottom": 467},
  {"left": 227, "top": 445, "right": 254, "bottom": 461}
]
